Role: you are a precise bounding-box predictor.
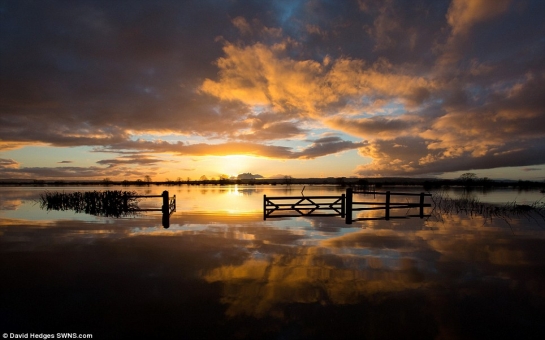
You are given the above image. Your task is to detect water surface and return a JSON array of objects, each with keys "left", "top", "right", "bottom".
[{"left": 1, "top": 185, "right": 544, "bottom": 339}]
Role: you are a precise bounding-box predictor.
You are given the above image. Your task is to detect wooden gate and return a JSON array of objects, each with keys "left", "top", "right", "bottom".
[{"left": 263, "top": 194, "right": 345, "bottom": 220}]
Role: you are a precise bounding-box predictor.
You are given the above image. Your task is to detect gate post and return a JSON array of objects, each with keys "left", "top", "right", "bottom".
[
  {"left": 345, "top": 188, "right": 353, "bottom": 224},
  {"left": 385, "top": 191, "right": 390, "bottom": 220}
]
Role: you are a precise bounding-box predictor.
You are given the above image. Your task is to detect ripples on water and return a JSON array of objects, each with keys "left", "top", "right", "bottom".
[{"left": 1, "top": 185, "right": 544, "bottom": 339}]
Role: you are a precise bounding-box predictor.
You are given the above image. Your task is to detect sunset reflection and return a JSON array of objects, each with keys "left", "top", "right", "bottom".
[
  {"left": 203, "top": 245, "right": 428, "bottom": 317},
  {"left": 2, "top": 185, "right": 544, "bottom": 338},
  {"left": 201, "top": 209, "right": 545, "bottom": 324}
]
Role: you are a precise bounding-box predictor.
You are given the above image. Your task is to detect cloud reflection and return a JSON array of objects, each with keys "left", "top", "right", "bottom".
[{"left": 2, "top": 191, "right": 545, "bottom": 337}]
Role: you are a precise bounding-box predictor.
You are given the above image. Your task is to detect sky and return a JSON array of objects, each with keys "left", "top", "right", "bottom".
[{"left": 1, "top": 0, "right": 544, "bottom": 181}]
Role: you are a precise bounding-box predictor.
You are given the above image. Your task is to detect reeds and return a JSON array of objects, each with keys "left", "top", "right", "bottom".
[
  {"left": 430, "top": 191, "right": 545, "bottom": 226},
  {"left": 39, "top": 190, "right": 140, "bottom": 217}
]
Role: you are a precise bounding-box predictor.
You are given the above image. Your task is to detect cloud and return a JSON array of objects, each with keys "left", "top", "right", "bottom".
[
  {"left": 0, "top": 158, "right": 20, "bottom": 169},
  {"left": 231, "top": 16, "right": 253, "bottom": 35},
  {"left": 1, "top": 0, "right": 544, "bottom": 179},
  {"left": 356, "top": 136, "right": 545, "bottom": 177},
  {"left": 200, "top": 41, "right": 436, "bottom": 119},
  {"left": 98, "top": 137, "right": 363, "bottom": 160},
  {"left": 298, "top": 137, "right": 366, "bottom": 159},
  {"left": 436, "top": 0, "right": 516, "bottom": 71},
  {"left": 326, "top": 115, "right": 422, "bottom": 139},
  {"left": 96, "top": 155, "right": 165, "bottom": 167},
  {"left": 0, "top": 165, "right": 153, "bottom": 179},
  {"left": 446, "top": 0, "right": 512, "bottom": 36},
  {"left": 234, "top": 114, "right": 307, "bottom": 141},
  {"left": 421, "top": 73, "right": 545, "bottom": 157}
]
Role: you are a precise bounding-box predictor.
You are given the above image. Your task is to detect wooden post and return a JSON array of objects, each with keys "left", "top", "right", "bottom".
[
  {"left": 345, "top": 188, "right": 353, "bottom": 224},
  {"left": 162, "top": 213, "right": 170, "bottom": 229},
  {"left": 162, "top": 190, "right": 170, "bottom": 229},
  {"left": 162, "top": 190, "right": 169, "bottom": 214},
  {"left": 385, "top": 191, "right": 390, "bottom": 220},
  {"left": 419, "top": 192, "right": 425, "bottom": 218},
  {"left": 341, "top": 193, "right": 345, "bottom": 218},
  {"left": 263, "top": 195, "right": 267, "bottom": 220}
]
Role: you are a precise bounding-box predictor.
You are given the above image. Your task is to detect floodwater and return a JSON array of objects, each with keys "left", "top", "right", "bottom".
[{"left": 1, "top": 185, "right": 544, "bottom": 339}]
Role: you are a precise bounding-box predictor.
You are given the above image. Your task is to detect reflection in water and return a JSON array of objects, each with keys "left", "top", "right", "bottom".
[
  {"left": 199, "top": 213, "right": 545, "bottom": 338},
  {"left": 1, "top": 185, "right": 545, "bottom": 338},
  {"left": 203, "top": 246, "right": 429, "bottom": 318}
]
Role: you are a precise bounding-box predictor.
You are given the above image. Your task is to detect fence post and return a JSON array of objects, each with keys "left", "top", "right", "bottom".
[
  {"left": 419, "top": 192, "right": 425, "bottom": 218},
  {"left": 345, "top": 188, "right": 353, "bottom": 224},
  {"left": 162, "top": 190, "right": 169, "bottom": 214},
  {"left": 162, "top": 190, "right": 170, "bottom": 229},
  {"left": 385, "top": 191, "right": 390, "bottom": 220},
  {"left": 263, "top": 195, "right": 266, "bottom": 220},
  {"left": 162, "top": 213, "right": 170, "bottom": 228}
]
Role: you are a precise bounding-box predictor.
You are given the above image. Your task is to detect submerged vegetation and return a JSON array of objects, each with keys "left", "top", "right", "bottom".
[
  {"left": 430, "top": 191, "right": 545, "bottom": 227},
  {"left": 39, "top": 190, "right": 140, "bottom": 218}
]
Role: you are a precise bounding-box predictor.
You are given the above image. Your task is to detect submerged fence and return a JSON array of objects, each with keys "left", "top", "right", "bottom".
[
  {"left": 132, "top": 191, "right": 176, "bottom": 214},
  {"left": 39, "top": 190, "right": 176, "bottom": 228},
  {"left": 345, "top": 188, "right": 431, "bottom": 224},
  {"left": 264, "top": 188, "right": 432, "bottom": 224}
]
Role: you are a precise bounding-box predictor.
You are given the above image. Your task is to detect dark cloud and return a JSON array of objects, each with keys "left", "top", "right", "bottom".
[
  {"left": 298, "top": 137, "right": 365, "bottom": 159},
  {"left": 357, "top": 136, "right": 545, "bottom": 177},
  {"left": 0, "top": 165, "right": 153, "bottom": 179},
  {"left": 327, "top": 116, "right": 420, "bottom": 139},
  {"left": 96, "top": 155, "right": 164, "bottom": 167},
  {"left": 97, "top": 137, "right": 362, "bottom": 160},
  {"left": 1, "top": 0, "right": 544, "bottom": 178}
]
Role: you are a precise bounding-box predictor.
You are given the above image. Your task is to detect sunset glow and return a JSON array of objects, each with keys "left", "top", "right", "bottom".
[{"left": 1, "top": 0, "right": 544, "bottom": 181}]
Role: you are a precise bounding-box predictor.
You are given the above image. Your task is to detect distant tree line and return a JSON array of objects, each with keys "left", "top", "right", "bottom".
[{"left": 1, "top": 173, "right": 544, "bottom": 191}]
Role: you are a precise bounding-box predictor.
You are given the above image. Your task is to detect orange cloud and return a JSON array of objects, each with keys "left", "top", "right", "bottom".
[
  {"left": 447, "top": 0, "right": 512, "bottom": 36},
  {"left": 200, "top": 42, "right": 435, "bottom": 118}
]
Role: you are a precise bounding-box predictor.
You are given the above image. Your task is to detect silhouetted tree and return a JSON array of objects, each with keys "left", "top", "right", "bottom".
[
  {"left": 144, "top": 175, "right": 152, "bottom": 185},
  {"left": 459, "top": 172, "right": 477, "bottom": 181},
  {"left": 459, "top": 172, "right": 477, "bottom": 188}
]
